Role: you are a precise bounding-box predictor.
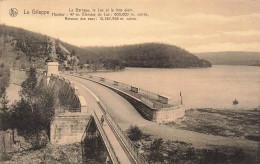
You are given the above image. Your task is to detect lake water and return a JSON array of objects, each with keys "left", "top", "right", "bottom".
[{"left": 93, "top": 65, "right": 260, "bottom": 109}]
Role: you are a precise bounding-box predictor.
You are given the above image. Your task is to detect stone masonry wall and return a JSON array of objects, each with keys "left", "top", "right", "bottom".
[
  {"left": 50, "top": 113, "right": 90, "bottom": 144},
  {"left": 48, "top": 74, "right": 89, "bottom": 144},
  {"left": 110, "top": 87, "right": 156, "bottom": 121},
  {"left": 49, "top": 74, "right": 81, "bottom": 112}
]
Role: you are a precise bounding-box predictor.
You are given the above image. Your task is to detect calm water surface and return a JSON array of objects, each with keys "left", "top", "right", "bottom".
[{"left": 94, "top": 65, "right": 260, "bottom": 109}]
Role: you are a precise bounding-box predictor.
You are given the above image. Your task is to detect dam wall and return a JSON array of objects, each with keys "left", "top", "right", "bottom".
[
  {"left": 43, "top": 74, "right": 89, "bottom": 144},
  {"left": 74, "top": 73, "right": 185, "bottom": 122}
]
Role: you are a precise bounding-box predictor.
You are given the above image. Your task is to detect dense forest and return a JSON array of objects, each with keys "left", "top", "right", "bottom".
[
  {"left": 59, "top": 40, "right": 212, "bottom": 68},
  {"left": 195, "top": 51, "right": 260, "bottom": 66},
  {"left": 0, "top": 24, "right": 211, "bottom": 70},
  {"left": 81, "top": 44, "right": 212, "bottom": 68}
]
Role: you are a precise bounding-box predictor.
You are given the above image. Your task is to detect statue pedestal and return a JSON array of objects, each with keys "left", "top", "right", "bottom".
[{"left": 45, "top": 61, "right": 59, "bottom": 84}]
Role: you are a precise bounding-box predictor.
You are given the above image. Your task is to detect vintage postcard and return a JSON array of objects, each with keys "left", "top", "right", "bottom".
[{"left": 0, "top": 0, "right": 259, "bottom": 163}]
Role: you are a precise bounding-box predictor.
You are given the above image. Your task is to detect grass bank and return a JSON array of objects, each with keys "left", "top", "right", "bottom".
[
  {"left": 127, "top": 124, "right": 259, "bottom": 164},
  {"left": 165, "top": 108, "right": 260, "bottom": 141},
  {"left": 0, "top": 143, "right": 82, "bottom": 163},
  {"left": 134, "top": 136, "right": 258, "bottom": 164}
]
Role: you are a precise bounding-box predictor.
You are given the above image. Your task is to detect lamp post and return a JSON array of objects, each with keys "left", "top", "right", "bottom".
[{"left": 180, "top": 91, "right": 183, "bottom": 105}]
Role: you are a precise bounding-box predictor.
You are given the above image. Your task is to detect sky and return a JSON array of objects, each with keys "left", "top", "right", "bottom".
[{"left": 0, "top": 0, "right": 260, "bottom": 53}]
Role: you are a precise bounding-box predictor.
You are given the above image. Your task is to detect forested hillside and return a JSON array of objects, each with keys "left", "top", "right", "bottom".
[
  {"left": 0, "top": 25, "right": 51, "bottom": 69},
  {"left": 195, "top": 51, "right": 260, "bottom": 66},
  {"left": 0, "top": 24, "right": 211, "bottom": 69},
  {"left": 81, "top": 44, "right": 212, "bottom": 68}
]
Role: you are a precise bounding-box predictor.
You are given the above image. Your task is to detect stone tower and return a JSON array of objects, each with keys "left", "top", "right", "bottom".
[{"left": 45, "top": 38, "right": 59, "bottom": 84}]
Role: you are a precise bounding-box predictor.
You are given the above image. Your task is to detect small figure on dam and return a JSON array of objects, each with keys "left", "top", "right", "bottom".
[{"left": 101, "top": 115, "right": 105, "bottom": 126}]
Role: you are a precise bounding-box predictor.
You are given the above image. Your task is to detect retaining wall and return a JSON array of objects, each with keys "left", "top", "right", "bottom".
[
  {"left": 154, "top": 105, "right": 185, "bottom": 122},
  {"left": 103, "top": 82, "right": 184, "bottom": 122},
  {"left": 109, "top": 86, "right": 156, "bottom": 120},
  {"left": 0, "top": 130, "right": 14, "bottom": 153},
  {"left": 49, "top": 74, "right": 81, "bottom": 112},
  {"left": 47, "top": 74, "right": 89, "bottom": 144},
  {"left": 50, "top": 113, "right": 90, "bottom": 144}
]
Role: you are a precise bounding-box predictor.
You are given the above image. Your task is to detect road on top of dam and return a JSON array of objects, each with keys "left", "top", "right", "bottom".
[{"left": 61, "top": 73, "right": 258, "bottom": 152}]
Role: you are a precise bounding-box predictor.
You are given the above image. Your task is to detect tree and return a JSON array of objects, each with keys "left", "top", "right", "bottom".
[
  {"left": 12, "top": 67, "right": 55, "bottom": 148},
  {"left": 20, "top": 67, "right": 38, "bottom": 114},
  {"left": 0, "top": 63, "right": 10, "bottom": 97},
  {"left": 233, "top": 99, "right": 239, "bottom": 109},
  {"left": 150, "top": 138, "right": 163, "bottom": 151},
  {"left": 72, "top": 56, "right": 79, "bottom": 69},
  {"left": 0, "top": 63, "right": 5, "bottom": 68},
  {"left": 149, "top": 138, "right": 164, "bottom": 162},
  {"left": 71, "top": 49, "right": 76, "bottom": 56},
  {"left": 127, "top": 125, "right": 143, "bottom": 141},
  {"left": 0, "top": 91, "right": 10, "bottom": 130},
  {"left": 0, "top": 91, "right": 9, "bottom": 112}
]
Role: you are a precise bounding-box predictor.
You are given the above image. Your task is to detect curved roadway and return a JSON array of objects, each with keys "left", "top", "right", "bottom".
[{"left": 61, "top": 73, "right": 258, "bottom": 152}]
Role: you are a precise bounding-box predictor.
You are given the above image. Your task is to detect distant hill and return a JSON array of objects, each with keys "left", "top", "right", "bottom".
[
  {"left": 0, "top": 24, "right": 211, "bottom": 69},
  {"left": 195, "top": 51, "right": 260, "bottom": 66},
  {"left": 57, "top": 40, "right": 212, "bottom": 68},
  {"left": 82, "top": 44, "right": 212, "bottom": 68}
]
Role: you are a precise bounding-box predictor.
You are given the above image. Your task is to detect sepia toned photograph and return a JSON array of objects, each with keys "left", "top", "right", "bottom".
[{"left": 0, "top": 0, "right": 259, "bottom": 163}]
